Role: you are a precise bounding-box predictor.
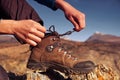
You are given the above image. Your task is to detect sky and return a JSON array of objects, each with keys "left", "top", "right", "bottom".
[{"left": 27, "top": 0, "right": 120, "bottom": 41}]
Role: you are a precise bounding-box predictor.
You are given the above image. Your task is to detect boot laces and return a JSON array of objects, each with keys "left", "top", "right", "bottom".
[
  {"left": 47, "top": 25, "right": 75, "bottom": 38},
  {"left": 46, "top": 25, "right": 75, "bottom": 52},
  {"left": 46, "top": 25, "right": 78, "bottom": 61}
]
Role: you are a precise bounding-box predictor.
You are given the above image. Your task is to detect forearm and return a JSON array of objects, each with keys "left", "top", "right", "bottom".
[
  {"left": 34, "top": 0, "right": 73, "bottom": 11},
  {"left": 55, "top": 0, "right": 73, "bottom": 12},
  {"left": 34, "top": 0, "right": 57, "bottom": 10},
  {"left": 0, "top": 20, "right": 14, "bottom": 34}
]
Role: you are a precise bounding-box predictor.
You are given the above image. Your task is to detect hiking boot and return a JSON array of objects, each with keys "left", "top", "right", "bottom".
[{"left": 27, "top": 25, "right": 96, "bottom": 74}]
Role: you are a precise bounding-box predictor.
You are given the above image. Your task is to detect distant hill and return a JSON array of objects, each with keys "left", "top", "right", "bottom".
[
  {"left": 0, "top": 35, "right": 20, "bottom": 48},
  {"left": 86, "top": 32, "right": 120, "bottom": 43},
  {"left": 0, "top": 35, "right": 18, "bottom": 43}
]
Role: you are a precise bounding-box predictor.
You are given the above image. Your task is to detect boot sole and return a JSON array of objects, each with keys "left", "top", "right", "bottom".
[{"left": 27, "top": 60, "right": 96, "bottom": 75}]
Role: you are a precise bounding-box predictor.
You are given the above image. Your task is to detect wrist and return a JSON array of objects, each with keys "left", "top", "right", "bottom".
[
  {"left": 0, "top": 20, "right": 15, "bottom": 34},
  {"left": 55, "top": 0, "right": 66, "bottom": 11},
  {"left": 55, "top": 0, "right": 73, "bottom": 12}
]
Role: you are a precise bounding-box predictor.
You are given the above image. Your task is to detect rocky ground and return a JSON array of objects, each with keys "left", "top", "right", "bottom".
[
  {"left": 0, "top": 33, "right": 120, "bottom": 80},
  {"left": 0, "top": 41, "right": 120, "bottom": 80}
]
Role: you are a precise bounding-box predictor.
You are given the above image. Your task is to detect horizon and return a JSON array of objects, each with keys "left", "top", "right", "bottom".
[{"left": 1, "top": 31, "right": 120, "bottom": 42}]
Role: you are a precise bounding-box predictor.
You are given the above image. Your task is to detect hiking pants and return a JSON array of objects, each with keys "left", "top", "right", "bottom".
[{"left": 0, "top": 0, "right": 43, "bottom": 25}]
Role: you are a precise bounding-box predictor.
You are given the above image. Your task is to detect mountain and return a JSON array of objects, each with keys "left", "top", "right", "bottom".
[{"left": 86, "top": 32, "right": 120, "bottom": 43}]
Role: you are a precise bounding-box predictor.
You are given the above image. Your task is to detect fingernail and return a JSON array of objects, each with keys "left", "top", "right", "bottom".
[{"left": 32, "top": 42, "right": 37, "bottom": 46}]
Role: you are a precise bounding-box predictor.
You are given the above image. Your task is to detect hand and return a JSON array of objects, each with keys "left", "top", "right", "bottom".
[
  {"left": 64, "top": 7, "right": 85, "bottom": 32},
  {"left": 11, "top": 20, "right": 46, "bottom": 46},
  {"left": 55, "top": 0, "right": 86, "bottom": 31}
]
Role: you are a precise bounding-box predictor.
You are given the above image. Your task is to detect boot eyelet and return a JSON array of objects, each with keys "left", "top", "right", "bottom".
[
  {"left": 67, "top": 54, "right": 71, "bottom": 58},
  {"left": 64, "top": 51, "right": 67, "bottom": 54},
  {"left": 74, "top": 58, "right": 78, "bottom": 61},
  {"left": 46, "top": 45, "right": 54, "bottom": 52},
  {"left": 51, "top": 37, "right": 56, "bottom": 41},
  {"left": 58, "top": 48, "right": 62, "bottom": 52}
]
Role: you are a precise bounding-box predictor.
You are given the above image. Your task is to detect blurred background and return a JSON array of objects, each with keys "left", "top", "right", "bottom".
[{"left": 27, "top": 0, "right": 120, "bottom": 41}]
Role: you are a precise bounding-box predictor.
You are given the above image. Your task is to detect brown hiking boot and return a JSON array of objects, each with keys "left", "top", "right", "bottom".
[{"left": 27, "top": 25, "right": 96, "bottom": 74}]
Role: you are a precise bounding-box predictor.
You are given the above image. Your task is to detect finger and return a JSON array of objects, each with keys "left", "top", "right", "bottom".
[
  {"left": 16, "top": 32, "right": 37, "bottom": 46},
  {"left": 37, "top": 26, "right": 46, "bottom": 33},
  {"left": 29, "top": 28, "right": 45, "bottom": 38},
  {"left": 74, "top": 18, "right": 84, "bottom": 31},
  {"left": 26, "top": 39, "right": 37, "bottom": 46},
  {"left": 78, "top": 14, "right": 86, "bottom": 29},
  {"left": 15, "top": 32, "right": 26, "bottom": 43},
  {"left": 27, "top": 33, "right": 42, "bottom": 43},
  {"left": 68, "top": 16, "right": 80, "bottom": 31},
  {"left": 71, "top": 15, "right": 86, "bottom": 32},
  {"left": 34, "top": 22, "right": 46, "bottom": 33}
]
